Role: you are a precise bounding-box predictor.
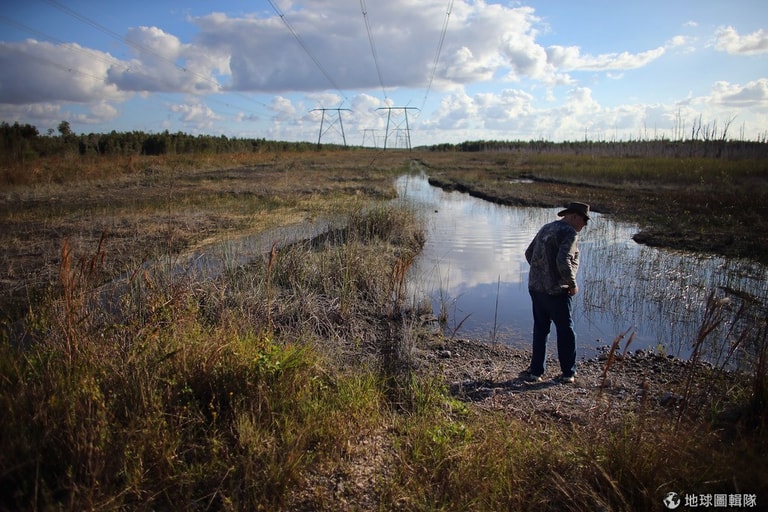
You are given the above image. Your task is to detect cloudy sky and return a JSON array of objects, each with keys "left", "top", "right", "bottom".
[{"left": 1, "top": 0, "right": 766, "bottom": 146}]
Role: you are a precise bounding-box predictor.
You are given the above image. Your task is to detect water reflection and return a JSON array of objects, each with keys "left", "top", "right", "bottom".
[{"left": 397, "top": 174, "right": 768, "bottom": 359}]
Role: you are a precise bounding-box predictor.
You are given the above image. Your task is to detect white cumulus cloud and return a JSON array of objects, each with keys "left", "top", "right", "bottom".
[
  {"left": 714, "top": 26, "right": 768, "bottom": 55},
  {"left": 546, "top": 45, "right": 666, "bottom": 72}
]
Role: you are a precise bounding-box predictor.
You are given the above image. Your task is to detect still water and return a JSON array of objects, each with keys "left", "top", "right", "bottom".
[{"left": 396, "top": 174, "right": 768, "bottom": 360}]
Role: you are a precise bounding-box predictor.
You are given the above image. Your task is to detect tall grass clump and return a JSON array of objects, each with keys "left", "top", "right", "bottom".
[
  {"left": 575, "top": 302, "right": 768, "bottom": 509},
  {"left": 677, "top": 289, "right": 768, "bottom": 430},
  {"left": 0, "top": 201, "right": 426, "bottom": 511}
]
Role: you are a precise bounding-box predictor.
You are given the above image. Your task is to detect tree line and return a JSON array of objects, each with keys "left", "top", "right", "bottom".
[
  {"left": 0, "top": 121, "right": 321, "bottom": 165},
  {"left": 423, "top": 137, "right": 768, "bottom": 160},
  {"left": 3, "top": 120, "right": 767, "bottom": 164}
]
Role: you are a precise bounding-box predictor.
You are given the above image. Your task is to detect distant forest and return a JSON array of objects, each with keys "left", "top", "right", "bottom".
[
  {"left": 0, "top": 121, "right": 320, "bottom": 164},
  {"left": 2, "top": 120, "right": 767, "bottom": 163}
]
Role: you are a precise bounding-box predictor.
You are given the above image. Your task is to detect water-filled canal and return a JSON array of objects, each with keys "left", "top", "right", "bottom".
[{"left": 397, "top": 173, "right": 768, "bottom": 360}]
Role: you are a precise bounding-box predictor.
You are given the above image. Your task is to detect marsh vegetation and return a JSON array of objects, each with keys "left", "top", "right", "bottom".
[{"left": 1, "top": 147, "right": 767, "bottom": 510}]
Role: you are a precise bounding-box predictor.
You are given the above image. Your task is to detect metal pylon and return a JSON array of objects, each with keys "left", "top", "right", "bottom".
[
  {"left": 361, "top": 129, "right": 378, "bottom": 148},
  {"left": 377, "top": 107, "right": 419, "bottom": 149},
  {"left": 313, "top": 108, "right": 351, "bottom": 149}
]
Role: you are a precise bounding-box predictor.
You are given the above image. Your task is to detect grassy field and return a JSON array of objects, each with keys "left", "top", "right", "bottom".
[
  {"left": 0, "top": 151, "right": 406, "bottom": 322},
  {"left": 1, "top": 149, "right": 767, "bottom": 510}
]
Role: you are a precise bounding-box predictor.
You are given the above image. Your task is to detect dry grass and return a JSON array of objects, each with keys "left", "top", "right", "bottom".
[
  {"left": 1, "top": 197, "right": 426, "bottom": 510},
  {"left": 0, "top": 150, "right": 411, "bottom": 323}
]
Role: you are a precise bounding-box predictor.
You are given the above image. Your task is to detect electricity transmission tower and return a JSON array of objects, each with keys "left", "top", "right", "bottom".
[
  {"left": 361, "top": 129, "right": 378, "bottom": 148},
  {"left": 377, "top": 107, "right": 419, "bottom": 150},
  {"left": 312, "top": 108, "right": 351, "bottom": 149}
]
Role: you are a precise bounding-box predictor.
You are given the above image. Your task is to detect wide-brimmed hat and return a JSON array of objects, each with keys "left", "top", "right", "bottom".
[{"left": 557, "top": 202, "right": 591, "bottom": 220}]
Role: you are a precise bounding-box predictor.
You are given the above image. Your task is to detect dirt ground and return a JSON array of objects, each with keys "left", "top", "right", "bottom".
[{"left": 412, "top": 335, "right": 737, "bottom": 426}]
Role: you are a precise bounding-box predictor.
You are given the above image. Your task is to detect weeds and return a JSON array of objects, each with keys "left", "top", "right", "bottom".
[
  {"left": 679, "top": 289, "right": 768, "bottom": 429},
  {"left": 1, "top": 200, "right": 426, "bottom": 510},
  {"left": 57, "top": 232, "right": 107, "bottom": 366}
]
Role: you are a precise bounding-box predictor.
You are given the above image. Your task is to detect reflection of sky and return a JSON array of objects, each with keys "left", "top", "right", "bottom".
[
  {"left": 398, "top": 174, "right": 768, "bottom": 360},
  {"left": 399, "top": 174, "right": 544, "bottom": 291}
]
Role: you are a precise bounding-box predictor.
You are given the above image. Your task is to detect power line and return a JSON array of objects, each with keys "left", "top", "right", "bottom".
[
  {"left": 420, "top": 0, "right": 454, "bottom": 111},
  {"left": 360, "top": 0, "right": 387, "bottom": 101},
  {"left": 41, "top": 0, "right": 183, "bottom": 75},
  {"left": 15, "top": 47, "right": 257, "bottom": 124},
  {"left": 20, "top": 49, "right": 110, "bottom": 84},
  {"left": 0, "top": 15, "right": 124, "bottom": 71},
  {"left": 38, "top": 0, "right": 271, "bottom": 111},
  {"left": 19, "top": 2, "right": 454, "bottom": 141},
  {"left": 2, "top": 13, "right": 270, "bottom": 129},
  {"left": 266, "top": 0, "right": 349, "bottom": 106},
  {"left": 32, "top": 0, "right": 277, "bottom": 129}
]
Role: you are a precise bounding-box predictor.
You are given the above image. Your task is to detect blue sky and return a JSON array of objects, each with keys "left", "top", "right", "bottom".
[{"left": 1, "top": 0, "right": 766, "bottom": 146}]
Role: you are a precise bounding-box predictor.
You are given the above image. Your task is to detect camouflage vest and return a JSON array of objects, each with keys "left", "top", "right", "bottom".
[{"left": 524, "top": 220, "right": 579, "bottom": 295}]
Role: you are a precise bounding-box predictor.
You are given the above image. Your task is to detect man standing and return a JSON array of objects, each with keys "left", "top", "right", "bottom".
[{"left": 522, "top": 202, "right": 590, "bottom": 384}]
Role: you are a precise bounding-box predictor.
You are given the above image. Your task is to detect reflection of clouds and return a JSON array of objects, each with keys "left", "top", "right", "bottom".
[
  {"left": 399, "top": 174, "right": 547, "bottom": 295},
  {"left": 399, "top": 174, "right": 639, "bottom": 348},
  {"left": 399, "top": 173, "right": 548, "bottom": 343},
  {"left": 397, "top": 174, "right": 768, "bottom": 356}
]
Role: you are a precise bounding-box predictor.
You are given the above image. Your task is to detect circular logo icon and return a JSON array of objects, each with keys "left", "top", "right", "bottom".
[{"left": 663, "top": 492, "right": 681, "bottom": 510}]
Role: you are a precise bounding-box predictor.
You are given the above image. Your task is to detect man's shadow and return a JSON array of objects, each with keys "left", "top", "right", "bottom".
[{"left": 449, "top": 376, "right": 559, "bottom": 402}]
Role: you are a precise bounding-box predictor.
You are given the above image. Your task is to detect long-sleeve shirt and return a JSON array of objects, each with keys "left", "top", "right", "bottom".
[{"left": 525, "top": 219, "right": 580, "bottom": 295}]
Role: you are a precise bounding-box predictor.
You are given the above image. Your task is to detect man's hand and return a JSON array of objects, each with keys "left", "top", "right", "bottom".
[{"left": 567, "top": 285, "right": 578, "bottom": 296}]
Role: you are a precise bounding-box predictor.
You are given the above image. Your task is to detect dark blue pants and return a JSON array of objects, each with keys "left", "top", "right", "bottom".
[{"left": 529, "top": 290, "right": 577, "bottom": 377}]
